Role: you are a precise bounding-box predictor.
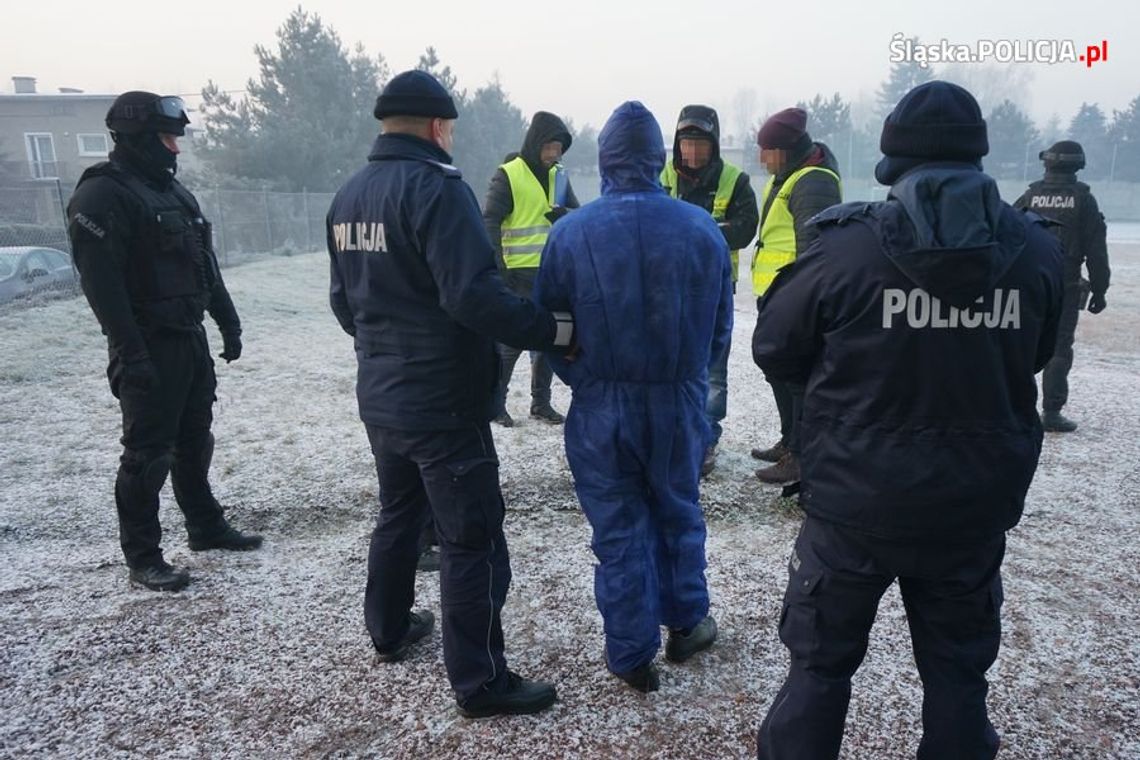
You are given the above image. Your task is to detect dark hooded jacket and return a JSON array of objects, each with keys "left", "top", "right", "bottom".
[
  {"left": 760, "top": 142, "right": 842, "bottom": 256},
  {"left": 1013, "top": 171, "right": 1110, "bottom": 296},
  {"left": 482, "top": 111, "right": 581, "bottom": 274},
  {"left": 752, "top": 163, "right": 1064, "bottom": 541},
  {"left": 326, "top": 132, "right": 565, "bottom": 430},
  {"left": 666, "top": 105, "right": 758, "bottom": 252}
]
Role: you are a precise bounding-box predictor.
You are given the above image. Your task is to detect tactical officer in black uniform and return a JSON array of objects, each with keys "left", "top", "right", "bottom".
[
  {"left": 1014, "top": 140, "right": 1111, "bottom": 432},
  {"left": 327, "top": 71, "right": 574, "bottom": 718},
  {"left": 67, "top": 91, "right": 262, "bottom": 592}
]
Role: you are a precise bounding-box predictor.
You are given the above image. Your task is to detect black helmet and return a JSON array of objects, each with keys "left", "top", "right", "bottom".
[
  {"left": 105, "top": 91, "right": 189, "bottom": 136},
  {"left": 1039, "top": 140, "right": 1085, "bottom": 171}
]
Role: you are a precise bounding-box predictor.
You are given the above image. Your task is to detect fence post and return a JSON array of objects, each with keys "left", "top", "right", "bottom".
[
  {"left": 263, "top": 187, "right": 273, "bottom": 253},
  {"left": 54, "top": 178, "right": 70, "bottom": 251},
  {"left": 302, "top": 187, "right": 313, "bottom": 252},
  {"left": 214, "top": 185, "right": 229, "bottom": 267}
]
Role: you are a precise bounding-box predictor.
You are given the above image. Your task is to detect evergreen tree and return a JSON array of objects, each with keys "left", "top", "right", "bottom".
[
  {"left": 876, "top": 39, "right": 933, "bottom": 119},
  {"left": 1067, "top": 103, "right": 1109, "bottom": 180},
  {"left": 197, "top": 7, "right": 388, "bottom": 191},
  {"left": 986, "top": 99, "right": 1039, "bottom": 179}
]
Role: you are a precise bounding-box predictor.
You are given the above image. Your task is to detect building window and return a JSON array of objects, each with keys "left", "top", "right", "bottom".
[
  {"left": 24, "top": 133, "right": 58, "bottom": 179},
  {"left": 77, "top": 133, "right": 109, "bottom": 157}
]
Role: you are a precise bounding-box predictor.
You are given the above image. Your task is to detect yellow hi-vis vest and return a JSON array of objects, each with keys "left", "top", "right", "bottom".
[
  {"left": 660, "top": 161, "right": 744, "bottom": 281},
  {"left": 751, "top": 166, "right": 841, "bottom": 295},
  {"left": 500, "top": 156, "right": 560, "bottom": 270}
]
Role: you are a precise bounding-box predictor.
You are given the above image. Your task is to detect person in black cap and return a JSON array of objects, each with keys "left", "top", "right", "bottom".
[
  {"left": 483, "top": 111, "right": 580, "bottom": 427},
  {"left": 752, "top": 81, "right": 1064, "bottom": 759},
  {"left": 66, "top": 91, "right": 262, "bottom": 592},
  {"left": 660, "top": 105, "right": 758, "bottom": 477},
  {"left": 1014, "top": 140, "right": 1111, "bottom": 432},
  {"left": 326, "top": 69, "right": 574, "bottom": 718}
]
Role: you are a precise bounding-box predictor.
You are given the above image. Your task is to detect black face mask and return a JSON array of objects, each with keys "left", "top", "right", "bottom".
[{"left": 116, "top": 132, "right": 178, "bottom": 178}]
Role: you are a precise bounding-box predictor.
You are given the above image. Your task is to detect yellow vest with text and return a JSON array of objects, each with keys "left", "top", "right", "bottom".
[
  {"left": 661, "top": 161, "right": 744, "bottom": 281},
  {"left": 751, "top": 166, "right": 841, "bottom": 295},
  {"left": 500, "top": 157, "right": 559, "bottom": 270}
]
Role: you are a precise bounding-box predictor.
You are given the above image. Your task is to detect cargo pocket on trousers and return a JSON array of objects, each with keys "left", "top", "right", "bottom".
[
  {"left": 434, "top": 456, "right": 503, "bottom": 548},
  {"left": 779, "top": 571, "right": 823, "bottom": 658}
]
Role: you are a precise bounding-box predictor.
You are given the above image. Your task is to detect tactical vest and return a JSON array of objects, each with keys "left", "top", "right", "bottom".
[
  {"left": 500, "top": 156, "right": 561, "bottom": 269},
  {"left": 661, "top": 161, "right": 744, "bottom": 281},
  {"left": 752, "top": 165, "right": 841, "bottom": 295},
  {"left": 79, "top": 163, "right": 217, "bottom": 319}
]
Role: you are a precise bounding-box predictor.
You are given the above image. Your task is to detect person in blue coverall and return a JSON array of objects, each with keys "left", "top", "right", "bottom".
[
  {"left": 534, "top": 101, "right": 734, "bottom": 693},
  {"left": 327, "top": 71, "right": 575, "bottom": 718},
  {"left": 752, "top": 81, "right": 1064, "bottom": 759}
]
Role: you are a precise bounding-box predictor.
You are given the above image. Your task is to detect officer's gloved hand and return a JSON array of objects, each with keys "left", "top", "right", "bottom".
[
  {"left": 219, "top": 332, "right": 242, "bottom": 363},
  {"left": 1087, "top": 293, "right": 1107, "bottom": 314},
  {"left": 544, "top": 206, "right": 569, "bottom": 224},
  {"left": 118, "top": 359, "right": 159, "bottom": 396}
]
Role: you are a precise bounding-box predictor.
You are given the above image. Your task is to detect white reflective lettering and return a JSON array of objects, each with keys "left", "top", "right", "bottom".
[{"left": 883, "top": 288, "right": 906, "bottom": 327}]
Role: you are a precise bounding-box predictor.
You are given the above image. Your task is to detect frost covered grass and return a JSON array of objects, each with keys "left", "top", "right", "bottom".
[{"left": 1, "top": 246, "right": 1138, "bottom": 759}]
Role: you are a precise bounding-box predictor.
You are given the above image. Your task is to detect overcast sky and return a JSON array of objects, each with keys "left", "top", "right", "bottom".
[{"left": 4, "top": 0, "right": 1135, "bottom": 136}]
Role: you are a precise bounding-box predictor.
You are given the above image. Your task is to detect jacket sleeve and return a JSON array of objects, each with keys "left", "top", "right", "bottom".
[
  {"left": 1082, "top": 192, "right": 1110, "bottom": 297},
  {"left": 1033, "top": 231, "right": 1066, "bottom": 372},
  {"left": 481, "top": 167, "right": 513, "bottom": 266},
  {"left": 788, "top": 173, "right": 842, "bottom": 255},
  {"left": 563, "top": 176, "right": 581, "bottom": 210},
  {"left": 752, "top": 241, "right": 830, "bottom": 384},
  {"left": 66, "top": 181, "right": 150, "bottom": 363},
  {"left": 710, "top": 235, "right": 735, "bottom": 367},
  {"left": 427, "top": 178, "right": 558, "bottom": 350},
  {"left": 1011, "top": 188, "right": 1031, "bottom": 211},
  {"left": 326, "top": 209, "right": 355, "bottom": 336},
  {"left": 207, "top": 272, "right": 241, "bottom": 337},
  {"left": 722, "top": 172, "right": 759, "bottom": 251}
]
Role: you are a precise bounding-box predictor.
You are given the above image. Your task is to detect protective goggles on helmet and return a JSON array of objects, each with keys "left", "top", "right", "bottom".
[
  {"left": 112, "top": 96, "right": 189, "bottom": 128},
  {"left": 676, "top": 117, "right": 716, "bottom": 138},
  {"left": 1039, "top": 149, "right": 1084, "bottom": 164}
]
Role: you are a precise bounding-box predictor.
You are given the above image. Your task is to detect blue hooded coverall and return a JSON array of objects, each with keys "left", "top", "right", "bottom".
[{"left": 534, "top": 101, "right": 734, "bottom": 674}]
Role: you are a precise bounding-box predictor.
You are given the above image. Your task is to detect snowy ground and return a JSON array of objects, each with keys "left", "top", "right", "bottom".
[{"left": 1, "top": 244, "right": 1138, "bottom": 759}]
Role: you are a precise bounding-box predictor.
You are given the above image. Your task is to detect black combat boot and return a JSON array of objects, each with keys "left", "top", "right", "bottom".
[
  {"left": 529, "top": 403, "right": 565, "bottom": 425},
  {"left": 457, "top": 671, "right": 558, "bottom": 718},
  {"left": 492, "top": 411, "right": 515, "bottom": 428},
  {"left": 665, "top": 615, "right": 718, "bottom": 663},
  {"left": 416, "top": 545, "right": 441, "bottom": 572},
  {"left": 755, "top": 453, "right": 800, "bottom": 484},
  {"left": 1042, "top": 410, "right": 1078, "bottom": 432},
  {"left": 750, "top": 440, "right": 788, "bottom": 463},
  {"left": 614, "top": 661, "right": 660, "bottom": 693},
  {"left": 373, "top": 609, "right": 434, "bottom": 663},
  {"left": 129, "top": 560, "right": 191, "bottom": 592},
  {"left": 188, "top": 525, "right": 263, "bottom": 552}
]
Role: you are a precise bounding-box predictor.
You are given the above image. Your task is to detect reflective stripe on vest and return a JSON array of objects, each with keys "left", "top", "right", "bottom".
[
  {"left": 501, "top": 157, "right": 558, "bottom": 269},
  {"left": 751, "top": 165, "right": 841, "bottom": 296},
  {"left": 660, "top": 161, "right": 745, "bottom": 281}
]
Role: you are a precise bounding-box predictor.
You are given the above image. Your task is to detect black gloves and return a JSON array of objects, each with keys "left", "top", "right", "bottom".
[
  {"left": 219, "top": 332, "right": 242, "bottom": 362},
  {"left": 1088, "top": 293, "right": 1107, "bottom": 314},
  {"left": 112, "top": 358, "right": 159, "bottom": 398},
  {"left": 544, "top": 206, "right": 570, "bottom": 224}
]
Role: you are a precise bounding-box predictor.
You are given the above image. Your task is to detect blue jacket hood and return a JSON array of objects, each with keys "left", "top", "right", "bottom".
[{"left": 598, "top": 101, "right": 666, "bottom": 195}]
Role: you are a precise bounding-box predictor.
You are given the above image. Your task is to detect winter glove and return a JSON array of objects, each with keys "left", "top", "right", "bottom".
[
  {"left": 544, "top": 206, "right": 569, "bottom": 224},
  {"left": 1087, "top": 293, "right": 1107, "bottom": 314},
  {"left": 113, "top": 358, "right": 159, "bottom": 398},
  {"left": 219, "top": 332, "right": 242, "bottom": 362}
]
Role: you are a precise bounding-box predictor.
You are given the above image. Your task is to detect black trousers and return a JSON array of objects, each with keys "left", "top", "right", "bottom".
[
  {"left": 765, "top": 377, "right": 804, "bottom": 455},
  {"left": 363, "top": 422, "right": 512, "bottom": 702},
  {"left": 495, "top": 345, "right": 554, "bottom": 413},
  {"left": 758, "top": 517, "right": 1005, "bottom": 760},
  {"left": 1042, "top": 289, "right": 1081, "bottom": 413},
  {"left": 112, "top": 329, "right": 227, "bottom": 568}
]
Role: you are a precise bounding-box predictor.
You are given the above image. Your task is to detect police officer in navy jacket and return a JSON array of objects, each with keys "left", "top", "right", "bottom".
[
  {"left": 752, "top": 81, "right": 1064, "bottom": 759},
  {"left": 326, "top": 71, "right": 574, "bottom": 718}
]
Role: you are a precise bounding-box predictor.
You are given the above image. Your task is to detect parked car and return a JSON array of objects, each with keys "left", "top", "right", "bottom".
[{"left": 0, "top": 246, "right": 78, "bottom": 304}]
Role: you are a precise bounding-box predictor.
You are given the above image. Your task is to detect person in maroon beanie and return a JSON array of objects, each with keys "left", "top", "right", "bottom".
[{"left": 748, "top": 107, "right": 842, "bottom": 486}]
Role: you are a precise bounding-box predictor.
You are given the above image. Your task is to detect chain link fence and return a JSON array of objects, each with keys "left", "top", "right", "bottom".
[{"left": 0, "top": 181, "right": 334, "bottom": 307}]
